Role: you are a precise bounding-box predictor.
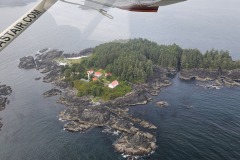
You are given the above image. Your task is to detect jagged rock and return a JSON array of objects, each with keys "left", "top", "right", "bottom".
[
  {"left": 0, "top": 83, "right": 12, "bottom": 131},
  {"left": 39, "top": 48, "right": 48, "bottom": 53},
  {"left": 113, "top": 91, "right": 150, "bottom": 107},
  {"left": 42, "top": 68, "right": 61, "bottom": 83},
  {"left": 140, "top": 121, "right": 157, "bottom": 129},
  {"left": 156, "top": 101, "right": 169, "bottom": 107},
  {"left": 0, "top": 84, "right": 12, "bottom": 111},
  {"left": 43, "top": 88, "right": 62, "bottom": 98},
  {"left": 35, "top": 77, "right": 41, "bottom": 80},
  {"left": 64, "top": 121, "right": 92, "bottom": 132},
  {"left": 114, "top": 132, "right": 157, "bottom": 156},
  {"left": 63, "top": 48, "right": 93, "bottom": 58},
  {"left": 109, "top": 118, "right": 138, "bottom": 134},
  {"left": 0, "top": 121, "right": 2, "bottom": 130},
  {"left": 180, "top": 69, "right": 218, "bottom": 81},
  {"left": 18, "top": 56, "right": 36, "bottom": 69},
  {"left": 80, "top": 108, "right": 111, "bottom": 125},
  {"left": 0, "top": 84, "right": 12, "bottom": 96},
  {"left": 54, "top": 80, "right": 70, "bottom": 89},
  {"left": 180, "top": 69, "right": 240, "bottom": 87},
  {"left": 0, "top": 97, "right": 7, "bottom": 111}
]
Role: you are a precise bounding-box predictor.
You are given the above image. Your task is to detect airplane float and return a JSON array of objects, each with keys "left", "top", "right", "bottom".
[{"left": 0, "top": 0, "right": 186, "bottom": 52}]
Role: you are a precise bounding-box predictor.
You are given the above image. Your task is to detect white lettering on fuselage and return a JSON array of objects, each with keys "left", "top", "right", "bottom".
[{"left": 0, "top": 10, "right": 42, "bottom": 48}]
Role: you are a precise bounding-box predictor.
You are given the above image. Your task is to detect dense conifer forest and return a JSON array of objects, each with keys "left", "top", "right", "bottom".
[
  {"left": 82, "top": 38, "right": 240, "bottom": 82},
  {"left": 62, "top": 38, "right": 240, "bottom": 99}
]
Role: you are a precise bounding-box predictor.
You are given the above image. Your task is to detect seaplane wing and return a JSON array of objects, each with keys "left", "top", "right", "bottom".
[
  {"left": 0, "top": 0, "right": 187, "bottom": 52},
  {"left": 85, "top": 0, "right": 186, "bottom": 12}
]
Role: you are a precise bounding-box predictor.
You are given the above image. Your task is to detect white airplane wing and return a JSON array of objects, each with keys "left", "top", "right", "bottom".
[{"left": 0, "top": 0, "right": 186, "bottom": 52}]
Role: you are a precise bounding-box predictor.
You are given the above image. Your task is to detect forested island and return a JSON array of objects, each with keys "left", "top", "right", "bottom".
[{"left": 18, "top": 38, "right": 240, "bottom": 158}]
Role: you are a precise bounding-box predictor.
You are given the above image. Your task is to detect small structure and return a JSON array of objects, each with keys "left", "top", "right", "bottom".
[
  {"left": 59, "top": 62, "right": 67, "bottom": 66},
  {"left": 87, "top": 69, "right": 94, "bottom": 75},
  {"left": 109, "top": 80, "right": 119, "bottom": 89},
  {"left": 105, "top": 72, "right": 112, "bottom": 77},
  {"left": 93, "top": 77, "right": 98, "bottom": 81},
  {"left": 94, "top": 72, "right": 102, "bottom": 78}
]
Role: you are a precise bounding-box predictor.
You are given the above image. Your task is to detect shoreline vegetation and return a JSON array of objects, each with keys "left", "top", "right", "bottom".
[{"left": 18, "top": 38, "right": 240, "bottom": 158}]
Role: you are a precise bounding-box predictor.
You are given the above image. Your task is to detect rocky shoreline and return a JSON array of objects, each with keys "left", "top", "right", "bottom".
[
  {"left": 180, "top": 69, "right": 240, "bottom": 88},
  {"left": 18, "top": 48, "right": 240, "bottom": 158},
  {"left": 0, "top": 83, "right": 12, "bottom": 130},
  {"left": 18, "top": 49, "right": 173, "bottom": 158}
]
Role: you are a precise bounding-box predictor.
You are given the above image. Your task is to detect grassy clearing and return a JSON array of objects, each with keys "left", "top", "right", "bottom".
[{"left": 55, "top": 57, "right": 87, "bottom": 66}]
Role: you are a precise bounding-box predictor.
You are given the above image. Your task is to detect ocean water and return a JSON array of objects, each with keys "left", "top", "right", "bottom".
[
  {"left": 130, "top": 78, "right": 240, "bottom": 160},
  {"left": 0, "top": 0, "right": 240, "bottom": 159}
]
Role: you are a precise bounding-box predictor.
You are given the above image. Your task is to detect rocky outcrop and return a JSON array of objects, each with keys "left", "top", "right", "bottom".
[
  {"left": 180, "top": 69, "right": 240, "bottom": 87},
  {"left": 114, "top": 131, "right": 157, "bottom": 156},
  {"left": 180, "top": 69, "right": 218, "bottom": 81},
  {"left": 59, "top": 104, "right": 157, "bottom": 157},
  {"left": 43, "top": 88, "right": 62, "bottom": 98},
  {"left": 0, "top": 121, "right": 2, "bottom": 130},
  {"left": 228, "top": 69, "right": 240, "bottom": 81},
  {"left": 35, "top": 77, "right": 41, "bottom": 80},
  {"left": 18, "top": 56, "right": 36, "bottom": 69},
  {"left": 63, "top": 48, "right": 93, "bottom": 58},
  {"left": 146, "top": 66, "right": 173, "bottom": 96},
  {"left": 139, "top": 120, "right": 157, "bottom": 129},
  {"left": 0, "top": 97, "right": 8, "bottom": 111},
  {"left": 0, "top": 84, "right": 12, "bottom": 111},
  {"left": 64, "top": 121, "right": 92, "bottom": 132},
  {"left": 156, "top": 101, "right": 169, "bottom": 107},
  {"left": 0, "top": 83, "right": 12, "bottom": 131},
  {"left": 113, "top": 90, "right": 151, "bottom": 107}
]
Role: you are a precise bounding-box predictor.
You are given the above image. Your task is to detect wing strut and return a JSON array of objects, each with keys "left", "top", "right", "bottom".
[
  {"left": 0, "top": 0, "right": 58, "bottom": 52},
  {"left": 59, "top": 0, "right": 113, "bottom": 19}
]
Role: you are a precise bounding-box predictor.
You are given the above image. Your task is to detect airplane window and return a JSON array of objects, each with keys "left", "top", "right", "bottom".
[{"left": 1, "top": 0, "right": 240, "bottom": 159}]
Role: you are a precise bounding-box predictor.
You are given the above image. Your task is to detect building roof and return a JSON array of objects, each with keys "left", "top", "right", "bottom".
[
  {"left": 108, "top": 80, "right": 119, "bottom": 88},
  {"left": 105, "top": 72, "right": 112, "bottom": 77},
  {"left": 93, "top": 77, "right": 98, "bottom": 81},
  {"left": 112, "top": 80, "right": 119, "bottom": 85},
  {"left": 87, "top": 69, "right": 94, "bottom": 74},
  {"left": 94, "top": 72, "right": 102, "bottom": 76}
]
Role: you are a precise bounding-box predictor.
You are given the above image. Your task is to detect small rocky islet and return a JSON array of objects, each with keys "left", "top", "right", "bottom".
[
  {"left": 18, "top": 43, "right": 240, "bottom": 158},
  {"left": 0, "top": 83, "right": 12, "bottom": 130}
]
